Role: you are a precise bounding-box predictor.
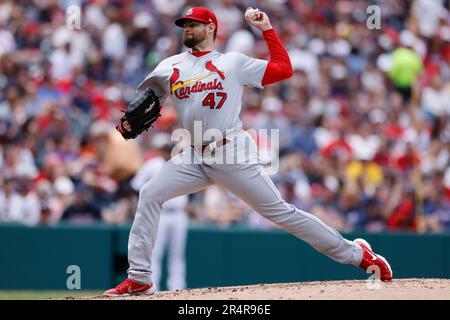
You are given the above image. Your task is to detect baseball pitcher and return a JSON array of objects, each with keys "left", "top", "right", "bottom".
[{"left": 105, "top": 7, "right": 392, "bottom": 296}]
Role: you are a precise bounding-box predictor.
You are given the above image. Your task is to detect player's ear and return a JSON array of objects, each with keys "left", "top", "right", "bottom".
[{"left": 207, "top": 23, "right": 216, "bottom": 37}]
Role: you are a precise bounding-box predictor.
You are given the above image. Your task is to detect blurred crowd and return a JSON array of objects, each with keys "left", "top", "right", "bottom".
[{"left": 0, "top": 0, "right": 449, "bottom": 233}]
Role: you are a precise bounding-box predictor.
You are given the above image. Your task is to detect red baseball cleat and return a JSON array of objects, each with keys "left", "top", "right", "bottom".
[
  {"left": 104, "top": 278, "right": 155, "bottom": 297},
  {"left": 355, "top": 238, "right": 393, "bottom": 282}
]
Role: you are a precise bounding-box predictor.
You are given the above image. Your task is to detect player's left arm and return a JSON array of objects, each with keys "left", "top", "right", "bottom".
[{"left": 245, "top": 7, "right": 294, "bottom": 85}]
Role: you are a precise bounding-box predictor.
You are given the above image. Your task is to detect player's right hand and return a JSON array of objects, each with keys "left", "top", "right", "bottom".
[{"left": 245, "top": 7, "right": 272, "bottom": 31}]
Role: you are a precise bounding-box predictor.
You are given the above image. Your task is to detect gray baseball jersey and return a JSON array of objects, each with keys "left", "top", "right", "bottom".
[{"left": 137, "top": 51, "right": 267, "bottom": 141}]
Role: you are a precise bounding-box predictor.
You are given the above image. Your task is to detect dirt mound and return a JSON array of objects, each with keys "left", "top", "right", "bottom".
[{"left": 79, "top": 278, "right": 450, "bottom": 300}]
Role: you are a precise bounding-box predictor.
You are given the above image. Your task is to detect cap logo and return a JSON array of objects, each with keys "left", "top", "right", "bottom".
[{"left": 186, "top": 8, "right": 193, "bottom": 15}]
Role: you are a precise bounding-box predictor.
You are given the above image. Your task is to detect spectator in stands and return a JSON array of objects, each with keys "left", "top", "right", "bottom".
[
  {"left": 0, "top": 0, "right": 448, "bottom": 234},
  {"left": 388, "top": 30, "right": 424, "bottom": 104},
  {"left": 61, "top": 184, "right": 102, "bottom": 223},
  {"left": 0, "top": 177, "right": 40, "bottom": 226}
]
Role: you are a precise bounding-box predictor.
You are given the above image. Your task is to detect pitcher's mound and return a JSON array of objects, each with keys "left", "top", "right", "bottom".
[{"left": 84, "top": 278, "right": 450, "bottom": 300}]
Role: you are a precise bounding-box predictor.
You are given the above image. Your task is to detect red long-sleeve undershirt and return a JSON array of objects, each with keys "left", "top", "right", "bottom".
[
  {"left": 261, "top": 28, "right": 294, "bottom": 85},
  {"left": 188, "top": 28, "right": 292, "bottom": 84}
]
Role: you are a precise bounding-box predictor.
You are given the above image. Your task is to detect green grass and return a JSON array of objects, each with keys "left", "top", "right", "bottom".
[{"left": 0, "top": 290, "right": 103, "bottom": 300}]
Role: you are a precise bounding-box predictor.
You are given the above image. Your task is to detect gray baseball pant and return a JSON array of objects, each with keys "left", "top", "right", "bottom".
[{"left": 127, "top": 133, "right": 363, "bottom": 284}]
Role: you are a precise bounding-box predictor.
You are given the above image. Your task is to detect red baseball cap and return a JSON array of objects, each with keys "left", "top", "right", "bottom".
[{"left": 175, "top": 7, "right": 218, "bottom": 32}]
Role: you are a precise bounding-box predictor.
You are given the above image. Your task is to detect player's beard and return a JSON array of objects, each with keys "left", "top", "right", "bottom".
[{"left": 183, "top": 29, "right": 207, "bottom": 48}]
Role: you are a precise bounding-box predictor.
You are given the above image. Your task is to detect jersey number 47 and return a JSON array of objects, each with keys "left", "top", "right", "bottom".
[{"left": 202, "top": 92, "right": 228, "bottom": 109}]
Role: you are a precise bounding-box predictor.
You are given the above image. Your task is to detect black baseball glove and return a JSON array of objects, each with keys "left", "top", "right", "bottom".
[{"left": 116, "top": 88, "right": 161, "bottom": 140}]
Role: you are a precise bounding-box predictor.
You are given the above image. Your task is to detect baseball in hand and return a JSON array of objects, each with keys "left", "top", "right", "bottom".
[
  {"left": 245, "top": 7, "right": 272, "bottom": 31},
  {"left": 246, "top": 7, "right": 260, "bottom": 21}
]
